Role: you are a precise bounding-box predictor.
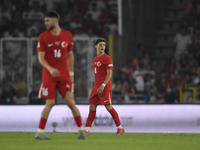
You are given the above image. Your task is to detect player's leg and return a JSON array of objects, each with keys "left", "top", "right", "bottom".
[
  {"left": 105, "top": 104, "right": 124, "bottom": 135},
  {"left": 58, "top": 80, "right": 84, "bottom": 129},
  {"left": 35, "top": 82, "right": 56, "bottom": 140},
  {"left": 84, "top": 88, "right": 100, "bottom": 134},
  {"left": 57, "top": 80, "right": 85, "bottom": 139},
  {"left": 64, "top": 90, "right": 83, "bottom": 126},
  {"left": 35, "top": 99, "right": 55, "bottom": 140},
  {"left": 100, "top": 90, "right": 125, "bottom": 135},
  {"left": 84, "top": 104, "right": 97, "bottom": 134},
  {"left": 64, "top": 90, "right": 85, "bottom": 139},
  {"left": 39, "top": 100, "right": 55, "bottom": 129}
]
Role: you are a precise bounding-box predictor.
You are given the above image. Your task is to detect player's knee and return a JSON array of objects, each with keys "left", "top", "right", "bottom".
[
  {"left": 48, "top": 103, "right": 55, "bottom": 108},
  {"left": 46, "top": 100, "right": 55, "bottom": 108},
  {"left": 89, "top": 104, "right": 97, "bottom": 110},
  {"left": 67, "top": 101, "right": 76, "bottom": 109},
  {"left": 105, "top": 104, "right": 112, "bottom": 111}
]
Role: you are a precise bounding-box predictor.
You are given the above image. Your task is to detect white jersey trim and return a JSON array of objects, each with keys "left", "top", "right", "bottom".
[
  {"left": 109, "top": 92, "right": 112, "bottom": 104},
  {"left": 108, "top": 64, "right": 113, "bottom": 67},
  {"left": 38, "top": 83, "right": 43, "bottom": 98}
]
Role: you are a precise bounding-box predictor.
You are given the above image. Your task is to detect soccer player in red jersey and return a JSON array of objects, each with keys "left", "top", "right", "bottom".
[
  {"left": 85, "top": 38, "right": 125, "bottom": 135},
  {"left": 34, "top": 11, "right": 85, "bottom": 140}
]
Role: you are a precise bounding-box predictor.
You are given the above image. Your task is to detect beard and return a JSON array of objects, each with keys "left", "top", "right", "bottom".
[{"left": 47, "top": 24, "right": 55, "bottom": 31}]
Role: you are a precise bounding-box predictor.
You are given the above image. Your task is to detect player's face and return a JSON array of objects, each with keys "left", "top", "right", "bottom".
[
  {"left": 44, "top": 17, "right": 56, "bottom": 30},
  {"left": 96, "top": 42, "right": 106, "bottom": 53}
]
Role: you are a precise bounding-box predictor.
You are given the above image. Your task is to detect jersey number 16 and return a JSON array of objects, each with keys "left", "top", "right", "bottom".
[
  {"left": 54, "top": 49, "right": 61, "bottom": 58},
  {"left": 42, "top": 88, "right": 48, "bottom": 96}
]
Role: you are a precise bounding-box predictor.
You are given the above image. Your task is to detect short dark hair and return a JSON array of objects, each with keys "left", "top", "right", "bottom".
[
  {"left": 44, "top": 10, "right": 60, "bottom": 19},
  {"left": 95, "top": 38, "right": 106, "bottom": 45}
]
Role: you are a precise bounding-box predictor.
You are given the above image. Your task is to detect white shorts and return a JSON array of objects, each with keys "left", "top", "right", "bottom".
[{"left": 135, "top": 84, "right": 144, "bottom": 92}]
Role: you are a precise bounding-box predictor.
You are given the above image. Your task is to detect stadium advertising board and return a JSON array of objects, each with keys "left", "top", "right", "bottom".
[{"left": 0, "top": 105, "right": 200, "bottom": 133}]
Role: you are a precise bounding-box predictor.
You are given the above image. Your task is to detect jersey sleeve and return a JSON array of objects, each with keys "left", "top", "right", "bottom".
[
  {"left": 37, "top": 34, "right": 46, "bottom": 52},
  {"left": 68, "top": 31, "right": 73, "bottom": 51},
  {"left": 104, "top": 56, "right": 113, "bottom": 70}
]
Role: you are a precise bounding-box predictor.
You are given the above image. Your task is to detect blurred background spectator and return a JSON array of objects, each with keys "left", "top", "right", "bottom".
[
  {"left": 1, "top": 0, "right": 200, "bottom": 105},
  {"left": 0, "top": 82, "right": 18, "bottom": 105}
]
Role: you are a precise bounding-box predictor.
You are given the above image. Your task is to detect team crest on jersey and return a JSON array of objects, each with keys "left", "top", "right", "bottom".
[
  {"left": 61, "top": 41, "right": 68, "bottom": 48},
  {"left": 97, "top": 61, "right": 101, "bottom": 67}
]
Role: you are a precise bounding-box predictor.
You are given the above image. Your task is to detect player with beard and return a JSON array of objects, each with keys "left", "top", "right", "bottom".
[{"left": 34, "top": 11, "right": 85, "bottom": 140}]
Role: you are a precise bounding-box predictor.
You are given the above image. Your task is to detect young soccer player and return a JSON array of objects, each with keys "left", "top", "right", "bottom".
[
  {"left": 34, "top": 10, "right": 85, "bottom": 140},
  {"left": 84, "top": 38, "right": 125, "bottom": 135}
]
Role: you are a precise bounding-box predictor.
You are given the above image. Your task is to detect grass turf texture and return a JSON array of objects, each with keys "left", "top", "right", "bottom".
[{"left": 0, "top": 132, "right": 200, "bottom": 150}]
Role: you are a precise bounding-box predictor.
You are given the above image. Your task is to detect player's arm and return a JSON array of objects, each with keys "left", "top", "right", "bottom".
[
  {"left": 38, "top": 51, "right": 60, "bottom": 78},
  {"left": 96, "top": 69, "right": 112, "bottom": 95},
  {"left": 103, "top": 69, "right": 113, "bottom": 85},
  {"left": 67, "top": 51, "right": 74, "bottom": 82}
]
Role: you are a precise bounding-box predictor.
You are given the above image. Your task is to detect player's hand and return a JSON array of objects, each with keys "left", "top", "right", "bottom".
[
  {"left": 96, "top": 85, "right": 104, "bottom": 95},
  {"left": 48, "top": 67, "right": 61, "bottom": 78}
]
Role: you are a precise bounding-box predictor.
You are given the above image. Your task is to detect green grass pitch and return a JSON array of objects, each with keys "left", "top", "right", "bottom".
[{"left": 0, "top": 132, "right": 200, "bottom": 150}]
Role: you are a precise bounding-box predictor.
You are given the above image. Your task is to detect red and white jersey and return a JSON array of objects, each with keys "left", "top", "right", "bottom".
[
  {"left": 133, "top": 70, "right": 145, "bottom": 85},
  {"left": 37, "top": 29, "right": 73, "bottom": 81},
  {"left": 93, "top": 53, "right": 113, "bottom": 90}
]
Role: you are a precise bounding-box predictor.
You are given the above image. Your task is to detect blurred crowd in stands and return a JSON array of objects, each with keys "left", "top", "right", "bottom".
[
  {"left": 0, "top": 0, "right": 118, "bottom": 38},
  {"left": 1, "top": 0, "right": 200, "bottom": 105},
  {"left": 0, "top": 0, "right": 118, "bottom": 105},
  {"left": 112, "top": 0, "right": 200, "bottom": 104}
]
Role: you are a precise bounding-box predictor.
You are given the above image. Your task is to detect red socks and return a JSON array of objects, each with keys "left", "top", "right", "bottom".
[
  {"left": 109, "top": 108, "right": 121, "bottom": 126},
  {"left": 74, "top": 115, "right": 83, "bottom": 127},
  {"left": 85, "top": 108, "right": 121, "bottom": 127},
  {"left": 85, "top": 110, "right": 96, "bottom": 127},
  {"left": 38, "top": 109, "right": 120, "bottom": 129},
  {"left": 39, "top": 115, "right": 83, "bottom": 129},
  {"left": 38, "top": 118, "right": 47, "bottom": 129}
]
